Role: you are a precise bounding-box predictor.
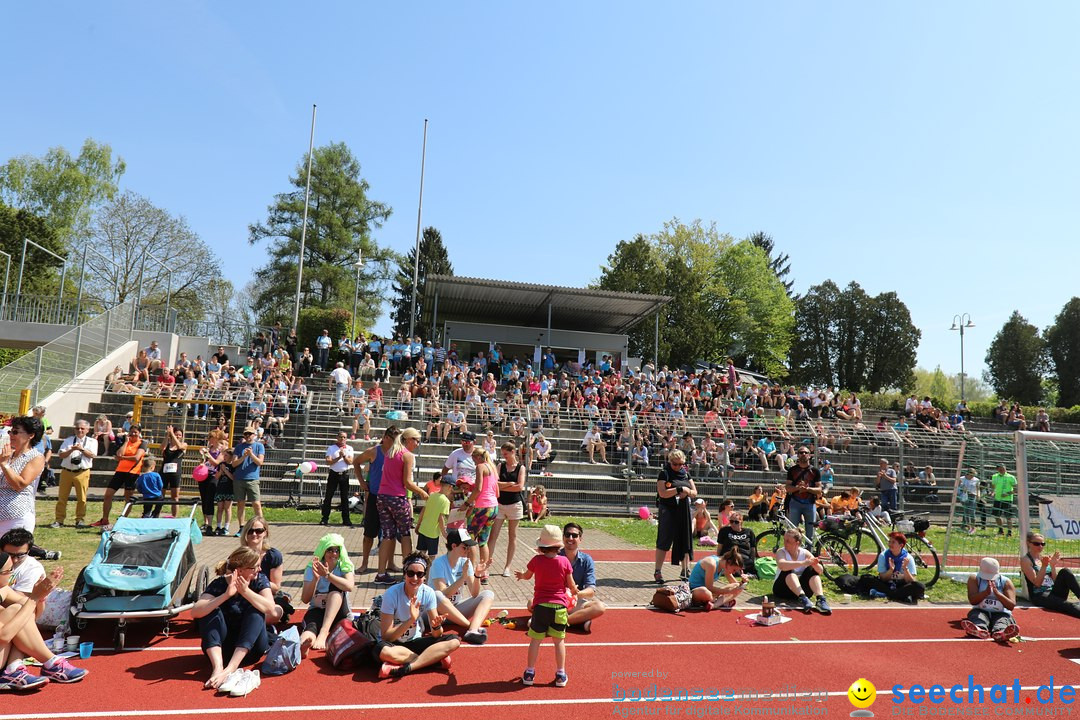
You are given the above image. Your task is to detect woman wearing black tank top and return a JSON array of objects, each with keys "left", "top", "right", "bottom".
[
  {"left": 488, "top": 442, "right": 527, "bottom": 577},
  {"left": 1020, "top": 532, "right": 1080, "bottom": 618}
]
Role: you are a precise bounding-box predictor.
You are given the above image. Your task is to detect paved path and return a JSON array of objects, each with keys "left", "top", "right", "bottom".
[{"left": 194, "top": 522, "right": 659, "bottom": 610}]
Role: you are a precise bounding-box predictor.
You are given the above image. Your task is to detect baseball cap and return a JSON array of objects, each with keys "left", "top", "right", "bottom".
[
  {"left": 448, "top": 527, "right": 477, "bottom": 546},
  {"left": 461, "top": 431, "right": 476, "bottom": 441}
]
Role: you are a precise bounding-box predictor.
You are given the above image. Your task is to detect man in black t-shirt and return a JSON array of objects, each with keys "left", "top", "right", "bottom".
[
  {"left": 717, "top": 512, "right": 757, "bottom": 576},
  {"left": 785, "top": 446, "right": 822, "bottom": 540}
]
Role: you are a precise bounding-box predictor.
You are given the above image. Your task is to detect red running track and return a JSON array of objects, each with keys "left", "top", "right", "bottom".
[{"left": 10, "top": 607, "right": 1080, "bottom": 720}]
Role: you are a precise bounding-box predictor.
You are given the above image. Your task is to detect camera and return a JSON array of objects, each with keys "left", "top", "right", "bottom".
[{"left": 69, "top": 450, "right": 83, "bottom": 464}]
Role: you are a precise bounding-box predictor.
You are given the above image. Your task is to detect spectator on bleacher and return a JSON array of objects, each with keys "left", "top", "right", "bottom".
[
  {"left": 893, "top": 417, "right": 918, "bottom": 449},
  {"left": 1021, "top": 532, "right": 1080, "bottom": 618},
  {"left": 785, "top": 446, "right": 822, "bottom": 542},
  {"left": 631, "top": 438, "right": 649, "bottom": 470},
  {"left": 875, "top": 458, "right": 899, "bottom": 512},
  {"left": 93, "top": 413, "right": 114, "bottom": 456},
  {"left": 1006, "top": 404, "right": 1027, "bottom": 431},
  {"left": 962, "top": 557, "right": 1018, "bottom": 642},
  {"left": 132, "top": 348, "right": 153, "bottom": 383},
  {"left": 145, "top": 340, "right": 163, "bottom": 372},
  {"left": 531, "top": 433, "right": 556, "bottom": 477},
  {"left": 581, "top": 425, "right": 608, "bottom": 464},
  {"left": 315, "top": 329, "right": 332, "bottom": 370},
  {"left": 91, "top": 423, "right": 145, "bottom": 529},
  {"left": 441, "top": 405, "right": 469, "bottom": 442},
  {"left": 230, "top": 430, "right": 265, "bottom": 535},
  {"left": 296, "top": 348, "right": 314, "bottom": 378},
  {"left": 375, "top": 428, "right": 429, "bottom": 585},
  {"left": 1035, "top": 408, "right": 1050, "bottom": 433},
  {"left": 653, "top": 449, "right": 697, "bottom": 584},
  {"left": 328, "top": 362, "right": 352, "bottom": 414},
  {"left": 52, "top": 420, "right": 97, "bottom": 529},
  {"left": 193, "top": 546, "right": 276, "bottom": 689},
  {"left": 321, "top": 432, "right": 355, "bottom": 528}
]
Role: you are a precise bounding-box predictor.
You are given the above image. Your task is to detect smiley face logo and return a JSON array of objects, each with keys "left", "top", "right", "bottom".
[{"left": 848, "top": 678, "right": 877, "bottom": 710}]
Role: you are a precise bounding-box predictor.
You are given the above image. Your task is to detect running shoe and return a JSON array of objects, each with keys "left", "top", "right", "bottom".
[
  {"left": 521, "top": 668, "right": 535, "bottom": 686},
  {"left": 0, "top": 663, "right": 49, "bottom": 691},
  {"left": 797, "top": 595, "right": 813, "bottom": 614},
  {"left": 961, "top": 619, "right": 990, "bottom": 639},
  {"left": 39, "top": 657, "right": 87, "bottom": 684},
  {"left": 440, "top": 655, "right": 453, "bottom": 672},
  {"left": 374, "top": 573, "right": 394, "bottom": 585},
  {"left": 217, "top": 669, "right": 245, "bottom": 694},
  {"left": 555, "top": 670, "right": 568, "bottom": 687},
  {"left": 89, "top": 519, "right": 109, "bottom": 527},
  {"left": 378, "top": 662, "right": 400, "bottom": 679},
  {"left": 463, "top": 629, "right": 488, "bottom": 645},
  {"left": 229, "top": 670, "right": 260, "bottom": 697},
  {"left": 48, "top": 522, "right": 62, "bottom": 529},
  {"left": 992, "top": 624, "right": 1019, "bottom": 643},
  {"left": 44, "top": 550, "right": 62, "bottom": 561},
  {"left": 815, "top": 596, "right": 832, "bottom": 615}
]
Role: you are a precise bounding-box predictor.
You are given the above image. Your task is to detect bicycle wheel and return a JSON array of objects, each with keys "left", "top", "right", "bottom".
[
  {"left": 906, "top": 536, "right": 941, "bottom": 589},
  {"left": 814, "top": 533, "right": 857, "bottom": 580},
  {"left": 851, "top": 529, "right": 884, "bottom": 572},
  {"left": 754, "top": 530, "right": 785, "bottom": 557}
]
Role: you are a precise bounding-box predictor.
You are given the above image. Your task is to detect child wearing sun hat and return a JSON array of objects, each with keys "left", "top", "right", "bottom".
[{"left": 514, "top": 524, "right": 578, "bottom": 688}]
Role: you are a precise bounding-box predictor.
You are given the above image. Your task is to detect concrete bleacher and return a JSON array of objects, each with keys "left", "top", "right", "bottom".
[{"left": 47, "top": 369, "right": 1062, "bottom": 522}]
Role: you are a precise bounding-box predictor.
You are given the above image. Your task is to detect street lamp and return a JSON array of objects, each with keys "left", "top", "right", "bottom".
[
  {"left": 351, "top": 249, "right": 364, "bottom": 339},
  {"left": 949, "top": 314, "right": 975, "bottom": 403}
]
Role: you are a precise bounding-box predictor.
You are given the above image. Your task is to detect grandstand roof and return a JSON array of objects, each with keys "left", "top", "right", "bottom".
[{"left": 422, "top": 275, "right": 671, "bottom": 335}]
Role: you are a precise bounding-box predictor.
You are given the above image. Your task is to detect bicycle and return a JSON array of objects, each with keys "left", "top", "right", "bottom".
[
  {"left": 753, "top": 513, "right": 858, "bottom": 580},
  {"left": 844, "top": 506, "right": 941, "bottom": 589}
]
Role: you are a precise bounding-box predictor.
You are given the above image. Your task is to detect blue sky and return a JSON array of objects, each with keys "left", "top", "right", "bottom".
[{"left": 6, "top": 2, "right": 1080, "bottom": 380}]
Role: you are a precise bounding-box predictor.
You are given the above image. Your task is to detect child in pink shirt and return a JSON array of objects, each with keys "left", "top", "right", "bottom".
[{"left": 515, "top": 524, "right": 578, "bottom": 687}]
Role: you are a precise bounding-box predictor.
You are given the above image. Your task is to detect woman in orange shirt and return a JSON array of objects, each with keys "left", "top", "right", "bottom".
[{"left": 92, "top": 424, "right": 146, "bottom": 528}]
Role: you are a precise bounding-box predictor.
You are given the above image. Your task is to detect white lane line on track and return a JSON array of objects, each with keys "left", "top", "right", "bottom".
[
  {"left": 107, "top": 634, "right": 1080, "bottom": 652},
  {"left": 10, "top": 686, "right": 1073, "bottom": 720}
]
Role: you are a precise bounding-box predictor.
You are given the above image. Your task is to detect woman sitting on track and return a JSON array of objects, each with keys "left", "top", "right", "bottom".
[
  {"left": 192, "top": 546, "right": 276, "bottom": 689},
  {"left": 376, "top": 551, "right": 461, "bottom": 679},
  {"left": 238, "top": 516, "right": 287, "bottom": 623},
  {"left": 299, "top": 533, "right": 356, "bottom": 654},
  {"left": 772, "top": 528, "right": 832, "bottom": 615},
  {"left": 962, "top": 557, "right": 1019, "bottom": 643},
  {"left": 688, "top": 547, "right": 747, "bottom": 610},
  {"left": 862, "top": 531, "right": 924, "bottom": 605},
  {"left": 1020, "top": 532, "right": 1080, "bottom": 618}
]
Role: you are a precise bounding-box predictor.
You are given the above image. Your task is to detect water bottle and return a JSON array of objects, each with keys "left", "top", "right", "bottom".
[{"left": 869, "top": 589, "right": 887, "bottom": 599}]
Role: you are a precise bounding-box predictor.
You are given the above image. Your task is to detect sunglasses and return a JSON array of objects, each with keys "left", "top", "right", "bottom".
[
  {"left": 730, "top": 520, "right": 742, "bottom": 524},
  {"left": 563, "top": 532, "right": 581, "bottom": 539},
  {"left": 247, "top": 528, "right": 266, "bottom": 536},
  {"left": 404, "top": 570, "right": 426, "bottom": 579},
  {"left": 669, "top": 462, "right": 685, "bottom": 467},
  {"left": 1031, "top": 541, "right": 1045, "bottom": 547}
]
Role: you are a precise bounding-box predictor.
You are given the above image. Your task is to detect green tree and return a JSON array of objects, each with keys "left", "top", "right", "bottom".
[
  {"left": 0, "top": 139, "right": 125, "bottom": 244},
  {"left": 0, "top": 203, "right": 64, "bottom": 294},
  {"left": 84, "top": 191, "right": 225, "bottom": 323},
  {"left": 747, "top": 231, "right": 794, "bottom": 297},
  {"left": 789, "top": 281, "right": 920, "bottom": 392},
  {"left": 983, "top": 311, "right": 1047, "bottom": 404},
  {"left": 248, "top": 142, "right": 394, "bottom": 326},
  {"left": 1045, "top": 297, "right": 1080, "bottom": 407},
  {"left": 391, "top": 226, "right": 453, "bottom": 339},
  {"left": 597, "top": 220, "right": 794, "bottom": 374}
]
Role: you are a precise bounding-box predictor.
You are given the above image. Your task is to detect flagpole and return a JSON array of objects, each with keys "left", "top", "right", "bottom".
[
  {"left": 408, "top": 118, "right": 428, "bottom": 340},
  {"left": 292, "top": 103, "right": 317, "bottom": 329}
]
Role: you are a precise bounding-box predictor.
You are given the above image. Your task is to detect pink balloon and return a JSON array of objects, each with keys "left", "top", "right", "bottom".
[
  {"left": 192, "top": 464, "right": 209, "bottom": 483},
  {"left": 638, "top": 506, "right": 651, "bottom": 520}
]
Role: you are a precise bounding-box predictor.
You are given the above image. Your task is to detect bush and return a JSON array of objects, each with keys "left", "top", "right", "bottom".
[{"left": 296, "top": 307, "right": 354, "bottom": 354}]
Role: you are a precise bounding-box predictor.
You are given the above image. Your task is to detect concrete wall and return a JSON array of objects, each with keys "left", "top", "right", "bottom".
[
  {"left": 442, "top": 321, "right": 630, "bottom": 367},
  {"left": 38, "top": 340, "right": 138, "bottom": 429},
  {"left": 0, "top": 321, "right": 74, "bottom": 349}
]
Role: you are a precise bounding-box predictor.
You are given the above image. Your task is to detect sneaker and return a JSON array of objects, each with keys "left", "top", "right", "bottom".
[
  {"left": 501, "top": 568, "right": 512, "bottom": 577},
  {"left": 75, "top": 521, "right": 88, "bottom": 529},
  {"left": 521, "top": 669, "right": 535, "bottom": 686},
  {"left": 43, "top": 550, "right": 62, "bottom": 561},
  {"left": 654, "top": 571, "right": 664, "bottom": 584},
  {"left": 39, "top": 657, "right": 87, "bottom": 684},
  {"left": 233, "top": 530, "right": 241, "bottom": 538},
  {"left": 815, "top": 596, "right": 832, "bottom": 615},
  {"left": 229, "top": 669, "right": 260, "bottom": 697},
  {"left": 797, "top": 595, "right": 813, "bottom": 614},
  {"left": 961, "top": 619, "right": 990, "bottom": 639},
  {"left": 581, "top": 619, "right": 592, "bottom": 633},
  {"left": 0, "top": 663, "right": 49, "bottom": 690},
  {"left": 378, "top": 662, "right": 400, "bottom": 680},
  {"left": 463, "top": 629, "right": 488, "bottom": 645},
  {"left": 48, "top": 521, "right": 62, "bottom": 529},
  {"left": 217, "top": 669, "right": 245, "bottom": 694},
  {"left": 997, "top": 528, "right": 1004, "bottom": 536},
  {"left": 555, "top": 670, "right": 568, "bottom": 687},
  {"left": 711, "top": 597, "right": 737, "bottom": 611},
  {"left": 374, "top": 573, "right": 394, "bottom": 585},
  {"left": 440, "top": 655, "right": 453, "bottom": 672},
  {"left": 993, "top": 624, "right": 1019, "bottom": 643},
  {"left": 90, "top": 519, "right": 109, "bottom": 527}
]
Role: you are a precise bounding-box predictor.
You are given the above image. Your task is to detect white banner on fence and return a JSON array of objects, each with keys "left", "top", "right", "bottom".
[{"left": 1038, "top": 495, "right": 1080, "bottom": 539}]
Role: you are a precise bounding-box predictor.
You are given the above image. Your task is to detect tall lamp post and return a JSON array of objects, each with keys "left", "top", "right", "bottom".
[
  {"left": 950, "top": 314, "right": 975, "bottom": 403},
  {"left": 351, "top": 249, "right": 364, "bottom": 339}
]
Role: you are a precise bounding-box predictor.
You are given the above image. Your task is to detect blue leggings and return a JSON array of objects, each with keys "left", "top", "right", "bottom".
[{"left": 198, "top": 607, "right": 269, "bottom": 665}]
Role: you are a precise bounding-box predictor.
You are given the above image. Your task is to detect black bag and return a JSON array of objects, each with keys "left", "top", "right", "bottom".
[{"left": 832, "top": 573, "right": 860, "bottom": 594}]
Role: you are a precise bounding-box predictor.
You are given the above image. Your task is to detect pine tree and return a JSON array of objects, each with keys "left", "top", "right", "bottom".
[
  {"left": 748, "top": 231, "right": 794, "bottom": 297},
  {"left": 391, "top": 226, "right": 453, "bottom": 339}
]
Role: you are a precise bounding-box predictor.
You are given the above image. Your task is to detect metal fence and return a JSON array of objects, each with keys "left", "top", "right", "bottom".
[
  {"left": 0, "top": 293, "right": 88, "bottom": 326},
  {"left": 0, "top": 302, "right": 135, "bottom": 412},
  {"left": 133, "top": 305, "right": 270, "bottom": 347}
]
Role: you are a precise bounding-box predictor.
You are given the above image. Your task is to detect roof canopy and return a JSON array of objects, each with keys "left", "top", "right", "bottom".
[{"left": 423, "top": 275, "right": 671, "bottom": 335}]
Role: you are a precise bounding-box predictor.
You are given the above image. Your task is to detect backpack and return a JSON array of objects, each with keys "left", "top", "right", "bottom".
[
  {"left": 754, "top": 557, "right": 778, "bottom": 579},
  {"left": 650, "top": 582, "right": 693, "bottom": 613},
  {"left": 327, "top": 610, "right": 381, "bottom": 669},
  {"left": 261, "top": 625, "right": 301, "bottom": 676}
]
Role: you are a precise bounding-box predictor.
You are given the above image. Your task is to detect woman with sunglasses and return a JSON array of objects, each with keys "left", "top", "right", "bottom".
[
  {"left": 192, "top": 546, "right": 275, "bottom": 691},
  {"left": 376, "top": 551, "right": 460, "bottom": 679},
  {"left": 299, "top": 533, "right": 356, "bottom": 655},
  {"left": 0, "top": 416, "right": 46, "bottom": 535},
  {"left": 1020, "top": 532, "right": 1080, "bottom": 618},
  {"left": 239, "top": 517, "right": 286, "bottom": 622},
  {"left": 652, "top": 449, "right": 697, "bottom": 584}
]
